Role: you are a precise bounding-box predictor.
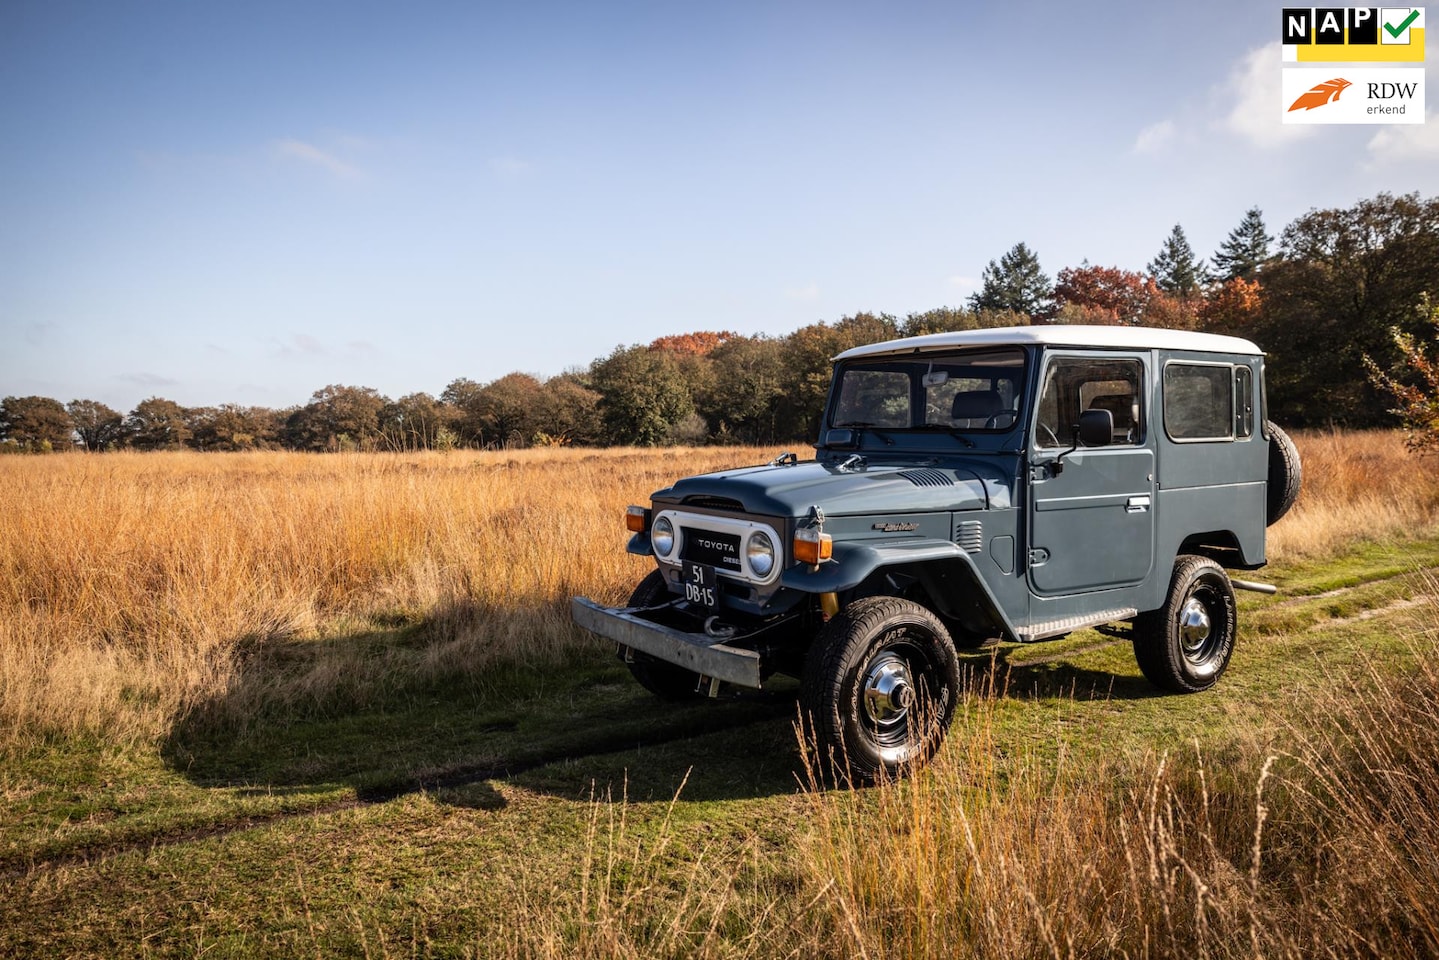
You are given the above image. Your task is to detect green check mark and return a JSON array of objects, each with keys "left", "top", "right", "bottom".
[{"left": 1384, "top": 9, "right": 1420, "bottom": 38}]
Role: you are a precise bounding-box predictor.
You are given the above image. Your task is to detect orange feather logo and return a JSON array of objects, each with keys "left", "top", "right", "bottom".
[{"left": 1288, "top": 78, "right": 1352, "bottom": 112}]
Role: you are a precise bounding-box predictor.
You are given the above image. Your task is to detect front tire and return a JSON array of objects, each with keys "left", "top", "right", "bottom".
[
  {"left": 1133, "top": 556, "right": 1237, "bottom": 693},
  {"left": 801, "top": 597, "right": 960, "bottom": 783},
  {"left": 623, "top": 570, "right": 703, "bottom": 701}
]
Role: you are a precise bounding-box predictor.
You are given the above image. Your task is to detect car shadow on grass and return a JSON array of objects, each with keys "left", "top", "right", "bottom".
[
  {"left": 161, "top": 623, "right": 805, "bottom": 812},
  {"left": 957, "top": 634, "right": 1168, "bottom": 703},
  {"left": 162, "top": 623, "right": 1167, "bottom": 814}
]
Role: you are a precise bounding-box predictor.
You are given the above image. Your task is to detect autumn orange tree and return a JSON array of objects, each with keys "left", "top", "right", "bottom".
[
  {"left": 1368, "top": 296, "right": 1439, "bottom": 452},
  {"left": 1198, "top": 277, "right": 1263, "bottom": 337},
  {"left": 648, "top": 331, "right": 736, "bottom": 356},
  {"left": 1050, "top": 263, "right": 1153, "bottom": 325}
]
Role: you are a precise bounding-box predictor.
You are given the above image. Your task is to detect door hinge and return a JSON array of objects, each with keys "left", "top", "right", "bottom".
[{"left": 1028, "top": 548, "right": 1050, "bottom": 565}]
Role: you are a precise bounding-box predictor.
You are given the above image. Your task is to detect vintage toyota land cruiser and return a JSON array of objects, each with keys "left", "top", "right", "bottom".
[{"left": 572, "top": 325, "right": 1302, "bottom": 780}]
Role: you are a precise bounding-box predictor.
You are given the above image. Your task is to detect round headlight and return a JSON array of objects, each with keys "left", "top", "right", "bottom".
[
  {"left": 747, "top": 531, "right": 775, "bottom": 577},
  {"left": 652, "top": 516, "right": 675, "bottom": 556}
]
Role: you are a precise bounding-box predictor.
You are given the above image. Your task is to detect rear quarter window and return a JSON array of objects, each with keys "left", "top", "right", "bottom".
[{"left": 1164, "top": 363, "right": 1234, "bottom": 440}]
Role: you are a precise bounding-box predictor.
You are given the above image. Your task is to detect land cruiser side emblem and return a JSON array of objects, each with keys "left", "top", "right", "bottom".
[{"left": 873, "top": 522, "right": 919, "bottom": 532}]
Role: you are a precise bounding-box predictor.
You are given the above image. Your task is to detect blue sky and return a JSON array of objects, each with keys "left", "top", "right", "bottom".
[{"left": 2, "top": 1, "right": 1436, "bottom": 411}]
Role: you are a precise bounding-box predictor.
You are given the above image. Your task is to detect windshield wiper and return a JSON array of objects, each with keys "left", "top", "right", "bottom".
[
  {"left": 909, "top": 423, "right": 976, "bottom": 447},
  {"left": 836, "top": 421, "right": 895, "bottom": 445}
]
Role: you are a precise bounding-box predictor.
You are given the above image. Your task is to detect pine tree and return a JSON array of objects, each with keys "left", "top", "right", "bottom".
[
  {"left": 1211, "top": 207, "right": 1273, "bottom": 281},
  {"left": 967, "top": 242, "right": 1052, "bottom": 318},
  {"left": 1147, "top": 224, "right": 1205, "bottom": 297}
]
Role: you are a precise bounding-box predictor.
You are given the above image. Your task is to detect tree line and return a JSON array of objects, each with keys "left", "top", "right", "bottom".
[{"left": 4, "top": 191, "right": 1436, "bottom": 453}]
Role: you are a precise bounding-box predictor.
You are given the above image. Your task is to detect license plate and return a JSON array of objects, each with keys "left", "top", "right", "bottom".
[{"left": 681, "top": 560, "right": 719, "bottom": 611}]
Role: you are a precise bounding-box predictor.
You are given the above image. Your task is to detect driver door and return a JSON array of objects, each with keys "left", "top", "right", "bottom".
[{"left": 1027, "top": 353, "right": 1155, "bottom": 595}]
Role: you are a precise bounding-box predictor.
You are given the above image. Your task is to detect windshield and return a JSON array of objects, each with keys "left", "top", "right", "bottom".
[{"left": 829, "top": 348, "right": 1028, "bottom": 433}]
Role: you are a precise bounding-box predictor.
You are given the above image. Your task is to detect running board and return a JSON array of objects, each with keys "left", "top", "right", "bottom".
[{"left": 1016, "top": 607, "right": 1139, "bottom": 643}]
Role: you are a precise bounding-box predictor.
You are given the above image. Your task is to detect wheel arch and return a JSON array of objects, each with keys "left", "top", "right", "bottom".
[
  {"left": 1176, "top": 530, "right": 1265, "bottom": 571},
  {"left": 780, "top": 539, "right": 1018, "bottom": 642}
]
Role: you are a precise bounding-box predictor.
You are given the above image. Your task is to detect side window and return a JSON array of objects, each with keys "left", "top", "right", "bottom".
[
  {"left": 1235, "top": 366, "right": 1254, "bottom": 438},
  {"left": 1035, "top": 357, "right": 1144, "bottom": 448},
  {"left": 1164, "top": 364, "right": 1235, "bottom": 441}
]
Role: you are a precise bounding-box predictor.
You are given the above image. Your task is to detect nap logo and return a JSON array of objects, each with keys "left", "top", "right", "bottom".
[
  {"left": 1282, "top": 66, "right": 1425, "bottom": 122},
  {"left": 1281, "top": 7, "right": 1426, "bottom": 60}
]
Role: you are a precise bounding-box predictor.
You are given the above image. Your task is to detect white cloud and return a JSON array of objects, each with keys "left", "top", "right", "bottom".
[
  {"left": 1221, "top": 43, "right": 1318, "bottom": 148},
  {"left": 946, "top": 275, "right": 978, "bottom": 291},
  {"left": 1366, "top": 111, "right": 1439, "bottom": 165},
  {"left": 1133, "top": 119, "right": 1176, "bottom": 154},
  {"left": 784, "top": 282, "right": 820, "bottom": 302},
  {"left": 275, "top": 139, "right": 363, "bottom": 180}
]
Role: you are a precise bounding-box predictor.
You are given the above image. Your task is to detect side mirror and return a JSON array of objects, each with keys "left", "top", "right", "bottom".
[
  {"left": 1078, "top": 409, "right": 1113, "bottom": 447},
  {"left": 822, "top": 428, "right": 857, "bottom": 449},
  {"left": 1052, "top": 409, "right": 1114, "bottom": 474}
]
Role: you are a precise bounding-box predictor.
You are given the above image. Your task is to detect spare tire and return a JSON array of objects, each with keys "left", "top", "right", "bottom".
[{"left": 1266, "top": 421, "right": 1302, "bottom": 526}]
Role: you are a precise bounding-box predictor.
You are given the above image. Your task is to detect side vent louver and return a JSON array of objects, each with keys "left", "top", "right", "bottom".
[
  {"left": 955, "top": 519, "right": 983, "bottom": 554},
  {"left": 897, "top": 469, "right": 955, "bottom": 488}
]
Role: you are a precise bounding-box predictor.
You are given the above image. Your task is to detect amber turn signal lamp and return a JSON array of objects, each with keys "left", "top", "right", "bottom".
[
  {"left": 625, "top": 505, "right": 650, "bottom": 533},
  {"left": 793, "top": 527, "right": 833, "bottom": 565}
]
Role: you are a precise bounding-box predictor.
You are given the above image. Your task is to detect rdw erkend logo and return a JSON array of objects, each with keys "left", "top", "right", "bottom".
[{"left": 1281, "top": 67, "right": 1425, "bottom": 123}]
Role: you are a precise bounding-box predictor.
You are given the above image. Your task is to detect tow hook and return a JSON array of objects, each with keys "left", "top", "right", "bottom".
[{"left": 704, "top": 616, "right": 738, "bottom": 639}]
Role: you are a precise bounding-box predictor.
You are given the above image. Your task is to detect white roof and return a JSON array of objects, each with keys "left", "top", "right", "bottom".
[{"left": 834, "top": 325, "right": 1263, "bottom": 361}]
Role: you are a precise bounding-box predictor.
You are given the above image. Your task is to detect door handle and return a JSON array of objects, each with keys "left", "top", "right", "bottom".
[{"left": 1126, "top": 495, "right": 1151, "bottom": 513}]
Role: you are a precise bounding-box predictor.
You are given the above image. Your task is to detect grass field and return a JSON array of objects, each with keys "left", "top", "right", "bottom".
[{"left": 4, "top": 432, "right": 1439, "bottom": 957}]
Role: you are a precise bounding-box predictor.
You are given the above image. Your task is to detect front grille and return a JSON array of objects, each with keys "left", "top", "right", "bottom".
[
  {"left": 682, "top": 495, "right": 745, "bottom": 510},
  {"left": 680, "top": 528, "right": 744, "bottom": 573},
  {"left": 897, "top": 468, "right": 955, "bottom": 488}
]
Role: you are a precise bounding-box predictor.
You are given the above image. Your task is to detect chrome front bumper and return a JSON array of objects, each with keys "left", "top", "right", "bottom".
[{"left": 570, "top": 597, "right": 764, "bottom": 689}]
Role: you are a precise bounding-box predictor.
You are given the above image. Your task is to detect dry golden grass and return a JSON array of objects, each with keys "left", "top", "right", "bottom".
[
  {"left": 506, "top": 622, "right": 1439, "bottom": 960},
  {"left": 5, "top": 433, "right": 1439, "bottom": 958},
  {"left": 1268, "top": 428, "right": 1439, "bottom": 557},
  {"left": 0, "top": 429, "right": 1433, "bottom": 752},
  {"left": 790, "top": 606, "right": 1439, "bottom": 960},
  {"left": 0, "top": 446, "right": 771, "bottom": 748}
]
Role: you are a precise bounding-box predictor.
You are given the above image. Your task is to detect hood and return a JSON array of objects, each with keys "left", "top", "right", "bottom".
[{"left": 655, "top": 458, "right": 1012, "bottom": 517}]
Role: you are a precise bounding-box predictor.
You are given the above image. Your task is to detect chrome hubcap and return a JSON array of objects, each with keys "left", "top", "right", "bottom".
[
  {"left": 863, "top": 654, "right": 914, "bottom": 726},
  {"left": 1179, "top": 598, "right": 1212, "bottom": 658}
]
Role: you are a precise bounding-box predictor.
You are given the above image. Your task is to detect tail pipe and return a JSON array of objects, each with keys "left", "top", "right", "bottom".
[{"left": 1230, "top": 577, "right": 1278, "bottom": 595}]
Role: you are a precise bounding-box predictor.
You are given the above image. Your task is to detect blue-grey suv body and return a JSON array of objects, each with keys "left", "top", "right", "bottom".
[{"left": 572, "top": 325, "right": 1302, "bottom": 779}]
